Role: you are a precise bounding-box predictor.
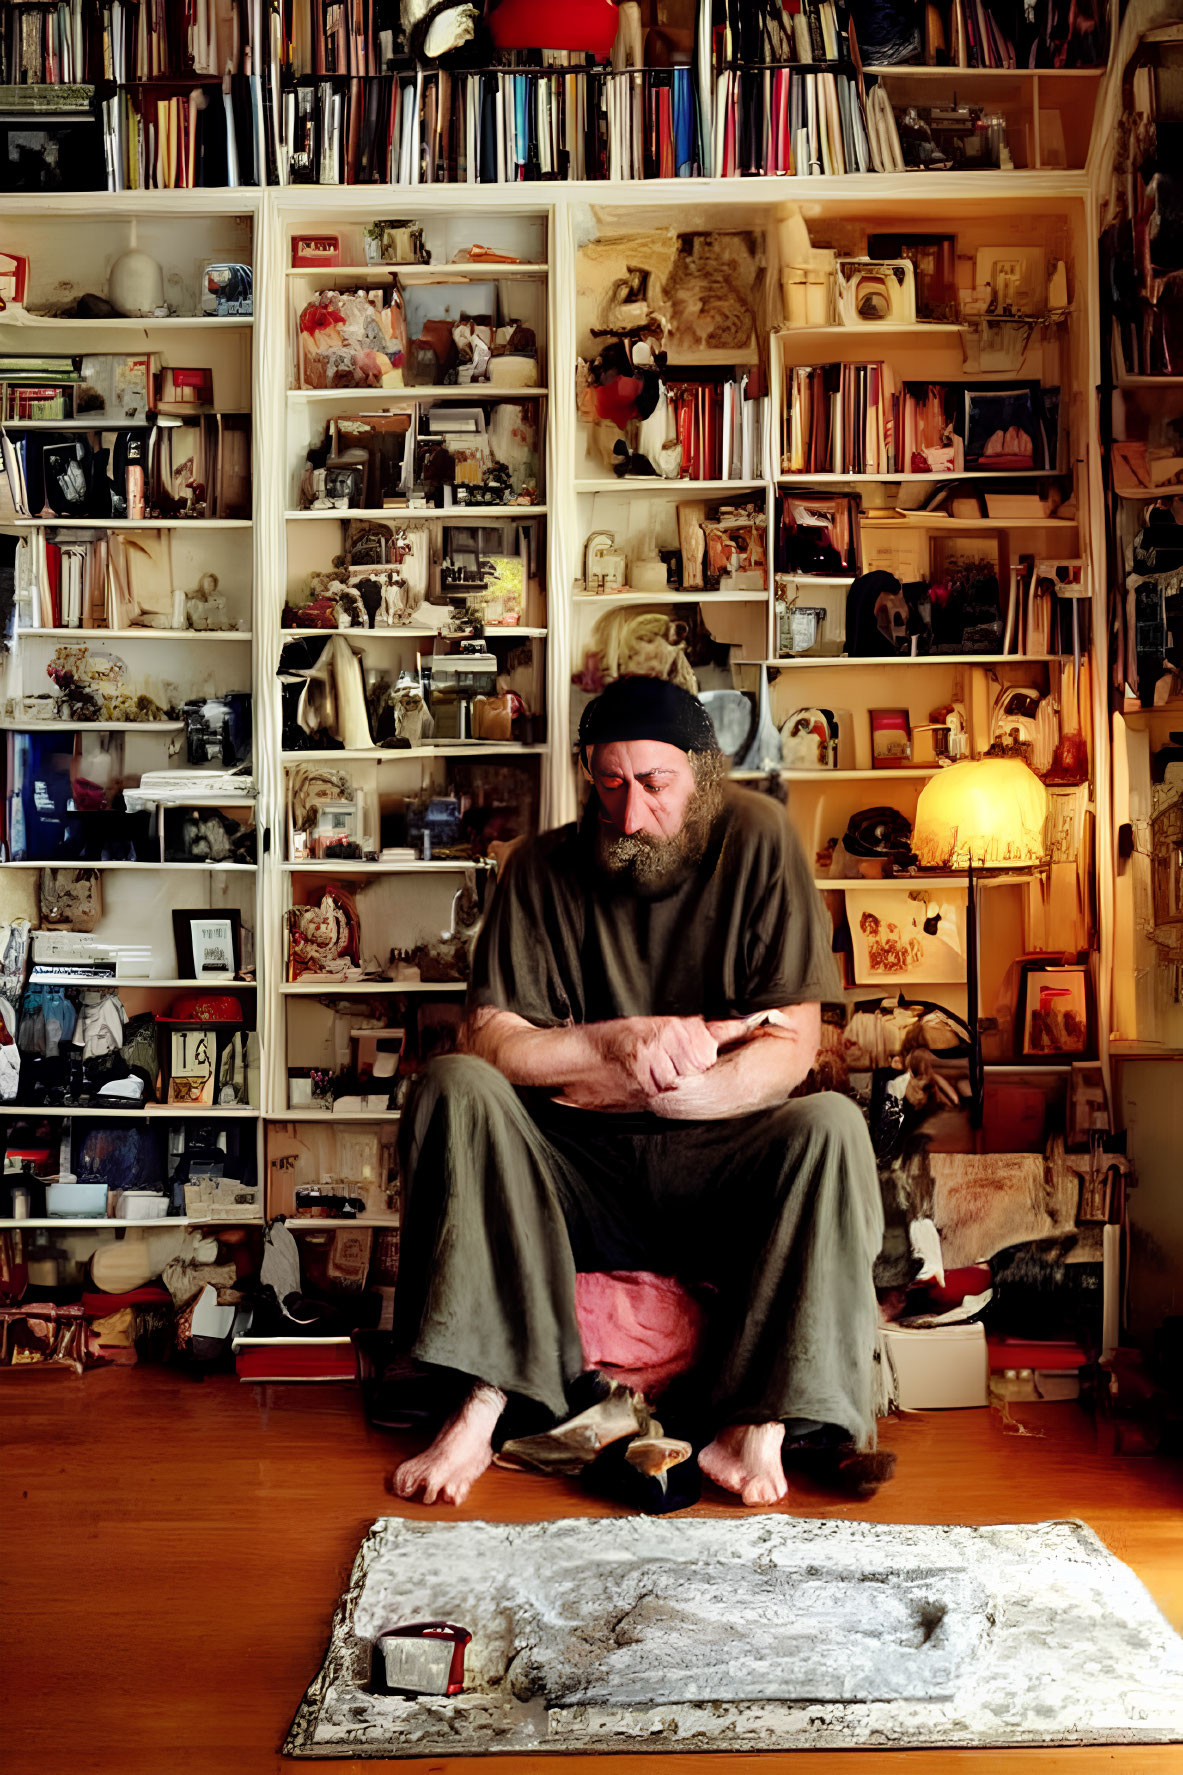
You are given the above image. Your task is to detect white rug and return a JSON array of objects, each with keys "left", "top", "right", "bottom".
[{"left": 285, "top": 1517, "right": 1183, "bottom": 1757}]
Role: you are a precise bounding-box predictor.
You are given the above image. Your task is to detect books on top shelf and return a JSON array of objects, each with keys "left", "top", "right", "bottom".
[
  {"left": 782, "top": 366, "right": 1061, "bottom": 479},
  {"left": 667, "top": 372, "right": 767, "bottom": 484},
  {"left": 713, "top": 66, "right": 870, "bottom": 178},
  {"left": 284, "top": 64, "right": 705, "bottom": 186}
]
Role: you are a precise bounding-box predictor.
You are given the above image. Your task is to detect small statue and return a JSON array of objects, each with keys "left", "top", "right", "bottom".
[
  {"left": 287, "top": 887, "right": 363, "bottom": 982},
  {"left": 184, "top": 572, "right": 228, "bottom": 632}
]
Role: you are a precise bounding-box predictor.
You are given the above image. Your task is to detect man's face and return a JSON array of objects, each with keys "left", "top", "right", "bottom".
[
  {"left": 589, "top": 740, "right": 698, "bottom": 840},
  {"left": 587, "top": 739, "right": 723, "bottom": 896}
]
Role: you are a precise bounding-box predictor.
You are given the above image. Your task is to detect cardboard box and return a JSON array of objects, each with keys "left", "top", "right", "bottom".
[{"left": 878, "top": 1322, "right": 989, "bottom": 1410}]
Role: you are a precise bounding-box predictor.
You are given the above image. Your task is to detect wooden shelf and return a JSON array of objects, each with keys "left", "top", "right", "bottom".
[
  {"left": 268, "top": 1109, "right": 402, "bottom": 1122},
  {"left": 286, "top": 262, "right": 548, "bottom": 279},
  {"left": 733, "top": 767, "right": 939, "bottom": 781},
  {"left": 777, "top": 471, "right": 1064, "bottom": 486},
  {"left": 7, "top": 517, "right": 252, "bottom": 529},
  {"left": 573, "top": 591, "right": 768, "bottom": 606},
  {"left": 1, "top": 313, "right": 254, "bottom": 331},
  {"left": 280, "top": 744, "right": 544, "bottom": 761},
  {"left": 288, "top": 385, "right": 547, "bottom": 401},
  {"left": 862, "top": 64, "right": 1105, "bottom": 78},
  {"left": 280, "top": 980, "right": 464, "bottom": 995},
  {"left": 574, "top": 478, "right": 764, "bottom": 496},
  {"left": 16, "top": 629, "right": 252, "bottom": 641},
  {"left": 282, "top": 625, "right": 547, "bottom": 638},
  {"left": 861, "top": 512, "right": 1079, "bottom": 530},
  {"left": 751, "top": 653, "right": 1069, "bottom": 667},
  {"left": 814, "top": 874, "right": 1033, "bottom": 890},
  {"left": 0, "top": 1105, "right": 258, "bottom": 1119},
  {"left": 0, "top": 860, "right": 257, "bottom": 872},
  {"left": 282, "top": 859, "right": 488, "bottom": 873},
  {"left": 284, "top": 506, "right": 545, "bottom": 520},
  {"left": 0, "top": 1216, "right": 263, "bottom": 1229},
  {"left": 0, "top": 719, "right": 183, "bottom": 732},
  {"left": 22, "top": 976, "right": 256, "bottom": 989}
]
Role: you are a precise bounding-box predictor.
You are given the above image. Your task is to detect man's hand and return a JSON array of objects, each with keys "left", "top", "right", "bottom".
[{"left": 596, "top": 1015, "right": 719, "bottom": 1094}]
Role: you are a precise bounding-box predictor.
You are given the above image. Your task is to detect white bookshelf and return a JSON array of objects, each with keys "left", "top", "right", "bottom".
[{"left": 0, "top": 159, "right": 1112, "bottom": 1233}]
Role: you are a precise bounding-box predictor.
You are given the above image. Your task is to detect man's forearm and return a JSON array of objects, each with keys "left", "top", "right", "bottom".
[
  {"left": 462, "top": 1006, "right": 604, "bottom": 1088},
  {"left": 649, "top": 1023, "right": 818, "bottom": 1121}
]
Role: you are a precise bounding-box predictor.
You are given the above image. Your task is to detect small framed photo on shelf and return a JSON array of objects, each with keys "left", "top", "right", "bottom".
[
  {"left": 1017, "top": 962, "right": 1092, "bottom": 1059},
  {"left": 870, "top": 708, "right": 912, "bottom": 767},
  {"left": 173, "top": 910, "right": 241, "bottom": 981},
  {"left": 167, "top": 1028, "right": 216, "bottom": 1106},
  {"left": 288, "top": 1068, "right": 334, "bottom": 1110},
  {"left": 963, "top": 385, "right": 1043, "bottom": 472}
]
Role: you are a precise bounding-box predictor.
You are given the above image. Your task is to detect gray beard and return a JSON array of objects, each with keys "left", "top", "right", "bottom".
[{"left": 593, "top": 780, "right": 723, "bottom": 898}]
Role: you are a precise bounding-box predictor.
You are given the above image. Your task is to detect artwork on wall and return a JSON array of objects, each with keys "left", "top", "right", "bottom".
[
  {"left": 1018, "top": 962, "right": 1092, "bottom": 1057},
  {"left": 847, "top": 889, "right": 966, "bottom": 986}
]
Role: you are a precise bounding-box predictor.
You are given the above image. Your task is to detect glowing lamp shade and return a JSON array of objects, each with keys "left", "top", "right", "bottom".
[{"left": 912, "top": 757, "right": 1048, "bottom": 869}]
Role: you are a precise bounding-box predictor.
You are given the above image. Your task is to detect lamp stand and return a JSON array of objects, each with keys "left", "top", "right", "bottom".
[{"left": 967, "top": 860, "right": 983, "bottom": 1134}]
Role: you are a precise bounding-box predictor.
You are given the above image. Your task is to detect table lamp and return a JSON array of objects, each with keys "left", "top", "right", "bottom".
[{"left": 913, "top": 757, "right": 1050, "bottom": 1127}]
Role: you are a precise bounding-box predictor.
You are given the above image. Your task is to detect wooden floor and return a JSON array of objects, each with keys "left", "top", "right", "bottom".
[{"left": 2, "top": 1369, "right": 1181, "bottom": 1775}]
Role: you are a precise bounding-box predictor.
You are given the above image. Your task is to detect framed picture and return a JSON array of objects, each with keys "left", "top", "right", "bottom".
[
  {"left": 1018, "top": 962, "right": 1092, "bottom": 1058},
  {"left": 847, "top": 890, "right": 966, "bottom": 986},
  {"left": 871, "top": 708, "right": 912, "bottom": 767},
  {"left": 168, "top": 1028, "right": 216, "bottom": 1105},
  {"left": 867, "top": 233, "right": 957, "bottom": 321},
  {"left": 173, "top": 910, "right": 241, "bottom": 981},
  {"left": 963, "top": 386, "right": 1044, "bottom": 472}
]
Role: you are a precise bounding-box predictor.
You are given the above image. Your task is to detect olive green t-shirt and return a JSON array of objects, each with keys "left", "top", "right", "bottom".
[{"left": 468, "top": 785, "right": 841, "bottom": 1027}]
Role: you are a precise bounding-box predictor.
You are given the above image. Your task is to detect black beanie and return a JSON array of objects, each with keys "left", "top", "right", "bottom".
[{"left": 578, "top": 674, "right": 718, "bottom": 761}]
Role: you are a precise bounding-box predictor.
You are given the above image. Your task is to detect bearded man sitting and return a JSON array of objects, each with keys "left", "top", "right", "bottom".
[{"left": 390, "top": 675, "right": 886, "bottom": 1507}]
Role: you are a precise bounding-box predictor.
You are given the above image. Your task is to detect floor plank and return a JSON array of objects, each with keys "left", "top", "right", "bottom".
[{"left": 2, "top": 1368, "right": 1181, "bottom": 1775}]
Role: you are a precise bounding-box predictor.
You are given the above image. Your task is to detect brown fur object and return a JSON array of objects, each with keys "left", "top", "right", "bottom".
[
  {"left": 784, "top": 1441, "right": 898, "bottom": 1500},
  {"left": 929, "top": 1143, "right": 1079, "bottom": 1269}
]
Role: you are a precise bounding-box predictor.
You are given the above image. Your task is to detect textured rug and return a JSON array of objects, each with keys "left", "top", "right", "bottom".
[{"left": 285, "top": 1517, "right": 1183, "bottom": 1757}]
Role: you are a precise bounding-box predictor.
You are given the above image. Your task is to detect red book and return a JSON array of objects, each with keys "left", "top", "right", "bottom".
[
  {"left": 235, "top": 1342, "right": 357, "bottom": 1382},
  {"left": 987, "top": 1339, "right": 1088, "bottom": 1372},
  {"left": 44, "top": 541, "right": 61, "bottom": 628},
  {"left": 659, "top": 87, "right": 672, "bottom": 179}
]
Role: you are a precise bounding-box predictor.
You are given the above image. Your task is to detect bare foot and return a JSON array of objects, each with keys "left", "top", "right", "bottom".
[
  {"left": 698, "top": 1421, "right": 788, "bottom": 1506},
  {"left": 392, "top": 1383, "right": 507, "bottom": 1506}
]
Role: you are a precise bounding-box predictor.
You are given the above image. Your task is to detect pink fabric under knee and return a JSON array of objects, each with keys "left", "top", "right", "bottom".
[{"left": 574, "top": 1270, "right": 708, "bottom": 1398}]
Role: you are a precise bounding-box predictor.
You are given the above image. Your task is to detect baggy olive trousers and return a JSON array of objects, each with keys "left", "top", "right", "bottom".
[{"left": 394, "top": 1054, "right": 885, "bottom": 1447}]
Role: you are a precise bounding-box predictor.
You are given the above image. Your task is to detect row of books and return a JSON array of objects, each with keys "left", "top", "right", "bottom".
[
  {"left": 0, "top": 417, "right": 252, "bottom": 522},
  {"left": 283, "top": 65, "right": 704, "bottom": 186},
  {"left": 666, "top": 375, "right": 768, "bottom": 485},
  {"left": 14, "top": 528, "right": 191, "bottom": 631},
  {"left": 1, "top": 0, "right": 266, "bottom": 85},
  {"left": 714, "top": 65, "right": 870, "bottom": 178},
  {"left": 99, "top": 73, "right": 274, "bottom": 189},
  {"left": 0, "top": 355, "right": 151, "bottom": 426},
  {"left": 709, "top": 0, "right": 852, "bottom": 71},
  {"left": 782, "top": 365, "right": 1060, "bottom": 478},
  {"left": 783, "top": 363, "right": 901, "bottom": 477}
]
